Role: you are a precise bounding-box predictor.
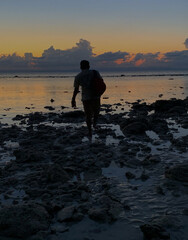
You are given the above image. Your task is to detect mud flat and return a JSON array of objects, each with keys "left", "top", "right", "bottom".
[{"left": 0, "top": 97, "right": 188, "bottom": 240}]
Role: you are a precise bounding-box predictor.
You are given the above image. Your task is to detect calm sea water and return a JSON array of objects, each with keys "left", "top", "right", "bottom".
[{"left": 0, "top": 71, "right": 188, "bottom": 124}]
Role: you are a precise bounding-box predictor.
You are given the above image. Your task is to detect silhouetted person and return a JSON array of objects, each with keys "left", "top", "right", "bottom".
[{"left": 71, "top": 60, "right": 102, "bottom": 137}]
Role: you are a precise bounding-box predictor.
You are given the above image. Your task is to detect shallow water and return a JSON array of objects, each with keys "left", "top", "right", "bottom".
[{"left": 0, "top": 71, "right": 188, "bottom": 124}]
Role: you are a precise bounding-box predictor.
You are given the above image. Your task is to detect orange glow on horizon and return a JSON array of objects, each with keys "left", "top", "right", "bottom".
[
  {"left": 114, "top": 59, "right": 125, "bottom": 65},
  {"left": 125, "top": 54, "right": 136, "bottom": 63},
  {"left": 156, "top": 53, "right": 165, "bottom": 61},
  {"left": 135, "top": 59, "right": 145, "bottom": 66}
]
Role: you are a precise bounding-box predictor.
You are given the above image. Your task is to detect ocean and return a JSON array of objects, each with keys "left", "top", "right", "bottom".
[{"left": 0, "top": 71, "right": 188, "bottom": 125}]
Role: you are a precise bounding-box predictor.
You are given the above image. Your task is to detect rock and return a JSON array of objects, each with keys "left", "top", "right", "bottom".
[
  {"left": 152, "top": 99, "right": 185, "bottom": 112},
  {"left": 121, "top": 121, "right": 148, "bottom": 135},
  {"left": 27, "top": 112, "right": 47, "bottom": 124},
  {"left": 62, "top": 111, "right": 85, "bottom": 118},
  {"left": 165, "top": 164, "right": 188, "bottom": 182},
  {"left": 140, "top": 223, "right": 170, "bottom": 239},
  {"left": 57, "top": 206, "right": 75, "bottom": 222},
  {"left": 42, "top": 164, "right": 70, "bottom": 183},
  {"left": 44, "top": 106, "right": 55, "bottom": 111},
  {"left": 141, "top": 155, "right": 161, "bottom": 166},
  {"left": 13, "top": 149, "right": 44, "bottom": 163},
  {"left": 108, "top": 203, "right": 123, "bottom": 221},
  {"left": 156, "top": 186, "right": 165, "bottom": 195},
  {"left": 168, "top": 106, "right": 187, "bottom": 115},
  {"left": 149, "top": 118, "right": 169, "bottom": 135},
  {"left": 125, "top": 158, "right": 142, "bottom": 168},
  {"left": 12, "top": 114, "right": 26, "bottom": 121},
  {"left": 140, "top": 172, "right": 149, "bottom": 181},
  {"left": 81, "top": 191, "right": 89, "bottom": 201},
  {"left": 88, "top": 207, "right": 108, "bottom": 222},
  {"left": 151, "top": 215, "right": 182, "bottom": 230},
  {"left": 51, "top": 225, "right": 69, "bottom": 233},
  {"left": 0, "top": 204, "right": 49, "bottom": 239},
  {"left": 125, "top": 171, "right": 136, "bottom": 179}
]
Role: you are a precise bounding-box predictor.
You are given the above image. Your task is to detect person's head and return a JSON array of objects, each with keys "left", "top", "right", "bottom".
[{"left": 80, "top": 60, "right": 90, "bottom": 70}]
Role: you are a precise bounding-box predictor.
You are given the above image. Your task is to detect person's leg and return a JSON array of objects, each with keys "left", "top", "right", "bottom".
[
  {"left": 83, "top": 100, "right": 92, "bottom": 137},
  {"left": 92, "top": 98, "right": 101, "bottom": 128}
]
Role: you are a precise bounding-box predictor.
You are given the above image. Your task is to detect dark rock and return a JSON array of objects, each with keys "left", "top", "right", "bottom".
[
  {"left": 12, "top": 114, "right": 26, "bottom": 121},
  {"left": 108, "top": 203, "right": 123, "bottom": 221},
  {"left": 140, "top": 224, "right": 170, "bottom": 239},
  {"left": 121, "top": 121, "right": 148, "bottom": 135},
  {"left": 51, "top": 225, "right": 69, "bottom": 233},
  {"left": 42, "top": 164, "right": 70, "bottom": 183},
  {"left": 88, "top": 207, "right": 108, "bottom": 222},
  {"left": 125, "top": 171, "right": 136, "bottom": 179},
  {"left": 141, "top": 155, "right": 161, "bottom": 166},
  {"left": 156, "top": 186, "right": 165, "bottom": 195},
  {"left": 0, "top": 204, "right": 49, "bottom": 238},
  {"left": 61, "top": 106, "right": 67, "bottom": 109},
  {"left": 44, "top": 106, "right": 55, "bottom": 111},
  {"left": 165, "top": 164, "right": 188, "bottom": 182},
  {"left": 27, "top": 112, "right": 47, "bottom": 124},
  {"left": 168, "top": 106, "right": 187, "bottom": 115},
  {"left": 140, "top": 172, "right": 149, "bottom": 181},
  {"left": 57, "top": 206, "right": 75, "bottom": 222},
  {"left": 62, "top": 110, "right": 85, "bottom": 118},
  {"left": 149, "top": 118, "right": 169, "bottom": 135},
  {"left": 14, "top": 149, "right": 44, "bottom": 163},
  {"left": 152, "top": 99, "right": 185, "bottom": 112}
]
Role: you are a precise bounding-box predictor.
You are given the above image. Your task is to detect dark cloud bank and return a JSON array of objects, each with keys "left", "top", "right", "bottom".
[{"left": 0, "top": 39, "right": 188, "bottom": 72}]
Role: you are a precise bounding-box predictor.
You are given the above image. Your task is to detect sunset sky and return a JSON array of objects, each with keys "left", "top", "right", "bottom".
[
  {"left": 1, "top": 0, "right": 188, "bottom": 55},
  {"left": 0, "top": 0, "right": 188, "bottom": 71}
]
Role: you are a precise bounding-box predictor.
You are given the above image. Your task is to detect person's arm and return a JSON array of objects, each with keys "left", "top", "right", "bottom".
[{"left": 71, "top": 86, "right": 79, "bottom": 108}]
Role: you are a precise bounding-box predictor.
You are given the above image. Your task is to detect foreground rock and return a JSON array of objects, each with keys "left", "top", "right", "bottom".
[
  {"left": 0, "top": 204, "right": 50, "bottom": 239},
  {"left": 120, "top": 118, "right": 148, "bottom": 135},
  {"left": 140, "top": 224, "right": 170, "bottom": 239},
  {"left": 165, "top": 163, "right": 188, "bottom": 182}
]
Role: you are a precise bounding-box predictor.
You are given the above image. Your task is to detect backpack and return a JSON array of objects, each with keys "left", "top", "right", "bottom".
[{"left": 92, "top": 70, "right": 106, "bottom": 96}]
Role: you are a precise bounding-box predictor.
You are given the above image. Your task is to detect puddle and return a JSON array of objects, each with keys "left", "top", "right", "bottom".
[
  {"left": 146, "top": 130, "right": 160, "bottom": 140},
  {"left": 167, "top": 119, "right": 188, "bottom": 139},
  {"left": 102, "top": 161, "right": 127, "bottom": 180},
  {"left": 0, "top": 188, "right": 26, "bottom": 205},
  {"left": 3, "top": 140, "right": 20, "bottom": 150},
  {"left": 0, "top": 152, "right": 16, "bottom": 166},
  {"left": 106, "top": 135, "right": 119, "bottom": 146}
]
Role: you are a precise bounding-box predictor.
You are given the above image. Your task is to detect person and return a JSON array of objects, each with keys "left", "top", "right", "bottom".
[{"left": 71, "top": 60, "right": 102, "bottom": 137}]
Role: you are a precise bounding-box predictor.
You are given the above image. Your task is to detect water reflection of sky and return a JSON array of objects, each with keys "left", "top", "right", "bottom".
[{"left": 0, "top": 74, "right": 188, "bottom": 122}]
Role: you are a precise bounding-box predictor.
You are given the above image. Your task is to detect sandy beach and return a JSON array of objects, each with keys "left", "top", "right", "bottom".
[{"left": 0, "top": 94, "right": 188, "bottom": 240}]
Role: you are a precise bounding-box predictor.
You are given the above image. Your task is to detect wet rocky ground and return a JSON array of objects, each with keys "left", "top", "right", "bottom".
[{"left": 0, "top": 97, "right": 188, "bottom": 240}]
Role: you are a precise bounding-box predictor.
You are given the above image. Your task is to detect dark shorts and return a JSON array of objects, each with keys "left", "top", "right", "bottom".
[{"left": 82, "top": 98, "right": 100, "bottom": 117}]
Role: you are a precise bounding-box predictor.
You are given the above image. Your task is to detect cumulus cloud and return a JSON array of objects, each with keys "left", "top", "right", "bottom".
[
  {"left": 0, "top": 39, "right": 188, "bottom": 72},
  {"left": 184, "top": 38, "right": 188, "bottom": 49}
]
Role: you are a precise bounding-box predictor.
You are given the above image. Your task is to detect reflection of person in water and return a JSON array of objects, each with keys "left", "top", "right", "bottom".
[{"left": 71, "top": 60, "right": 102, "bottom": 138}]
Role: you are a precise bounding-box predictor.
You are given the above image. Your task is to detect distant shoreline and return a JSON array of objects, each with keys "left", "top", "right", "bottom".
[{"left": 0, "top": 73, "right": 188, "bottom": 79}]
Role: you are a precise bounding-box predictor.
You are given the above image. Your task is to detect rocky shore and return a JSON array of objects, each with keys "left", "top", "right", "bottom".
[{"left": 0, "top": 97, "right": 188, "bottom": 240}]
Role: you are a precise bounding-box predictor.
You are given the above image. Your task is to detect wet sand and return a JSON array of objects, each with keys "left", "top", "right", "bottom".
[{"left": 0, "top": 97, "right": 188, "bottom": 240}]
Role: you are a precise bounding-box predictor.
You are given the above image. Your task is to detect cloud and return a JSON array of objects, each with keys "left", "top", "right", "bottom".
[
  {"left": 35, "top": 39, "right": 94, "bottom": 71},
  {"left": 0, "top": 39, "right": 188, "bottom": 72},
  {"left": 184, "top": 38, "right": 188, "bottom": 49}
]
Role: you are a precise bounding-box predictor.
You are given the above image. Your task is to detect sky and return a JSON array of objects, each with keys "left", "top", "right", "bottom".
[{"left": 0, "top": 0, "right": 188, "bottom": 71}]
